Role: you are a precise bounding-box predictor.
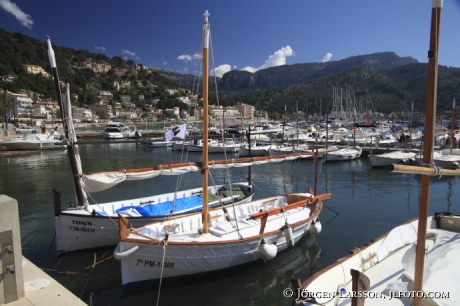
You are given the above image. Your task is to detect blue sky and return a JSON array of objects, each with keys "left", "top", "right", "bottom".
[{"left": 1, "top": 0, "right": 460, "bottom": 78}]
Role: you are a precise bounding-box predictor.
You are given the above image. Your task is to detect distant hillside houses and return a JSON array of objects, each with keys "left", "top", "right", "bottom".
[
  {"left": 176, "top": 96, "right": 191, "bottom": 105},
  {"left": 3, "top": 91, "right": 61, "bottom": 123},
  {"left": 234, "top": 102, "right": 255, "bottom": 119},
  {"left": 78, "top": 62, "right": 111, "bottom": 73},
  {"left": 24, "top": 65, "right": 49, "bottom": 77},
  {"left": 99, "top": 91, "right": 113, "bottom": 98},
  {"left": 165, "top": 107, "right": 180, "bottom": 118},
  {"left": 208, "top": 105, "right": 240, "bottom": 120}
]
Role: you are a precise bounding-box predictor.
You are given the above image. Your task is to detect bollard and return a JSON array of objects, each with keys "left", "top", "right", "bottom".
[{"left": 0, "top": 195, "right": 24, "bottom": 304}]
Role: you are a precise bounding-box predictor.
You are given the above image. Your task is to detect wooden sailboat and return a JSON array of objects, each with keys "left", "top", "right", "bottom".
[
  {"left": 46, "top": 36, "right": 255, "bottom": 254},
  {"left": 113, "top": 11, "right": 329, "bottom": 293},
  {"left": 289, "top": 1, "right": 460, "bottom": 305}
]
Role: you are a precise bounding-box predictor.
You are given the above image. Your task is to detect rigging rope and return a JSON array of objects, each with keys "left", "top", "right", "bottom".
[{"left": 156, "top": 240, "right": 169, "bottom": 306}]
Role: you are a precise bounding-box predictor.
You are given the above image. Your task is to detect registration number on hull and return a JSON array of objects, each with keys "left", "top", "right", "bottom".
[{"left": 136, "top": 259, "right": 174, "bottom": 268}]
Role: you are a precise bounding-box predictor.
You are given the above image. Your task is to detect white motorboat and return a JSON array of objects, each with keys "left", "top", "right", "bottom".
[
  {"left": 369, "top": 151, "right": 417, "bottom": 168},
  {"left": 1, "top": 132, "right": 66, "bottom": 150},
  {"left": 102, "top": 126, "right": 124, "bottom": 139},
  {"left": 415, "top": 151, "right": 460, "bottom": 169},
  {"left": 208, "top": 139, "right": 241, "bottom": 153},
  {"left": 325, "top": 146, "right": 362, "bottom": 162},
  {"left": 121, "top": 126, "right": 142, "bottom": 138},
  {"left": 239, "top": 142, "right": 271, "bottom": 157},
  {"left": 269, "top": 143, "right": 294, "bottom": 156}
]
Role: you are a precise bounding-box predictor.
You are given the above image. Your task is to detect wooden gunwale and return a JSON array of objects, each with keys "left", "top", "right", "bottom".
[{"left": 119, "top": 197, "right": 323, "bottom": 246}]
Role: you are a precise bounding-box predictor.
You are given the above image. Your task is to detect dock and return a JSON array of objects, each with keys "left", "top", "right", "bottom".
[{"left": 0, "top": 195, "right": 86, "bottom": 306}]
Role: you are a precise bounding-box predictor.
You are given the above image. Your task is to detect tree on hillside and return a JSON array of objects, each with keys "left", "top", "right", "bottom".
[
  {"left": 110, "top": 56, "right": 126, "bottom": 68},
  {"left": 271, "top": 111, "right": 281, "bottom": 120},
  {"left": 0, "top": 92, "right": 15, "bottom": 128}
]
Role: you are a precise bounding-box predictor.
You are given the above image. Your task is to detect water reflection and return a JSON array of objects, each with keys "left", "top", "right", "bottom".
[{"left": 0, "top": 144, "right": 459, "bottom": 305}]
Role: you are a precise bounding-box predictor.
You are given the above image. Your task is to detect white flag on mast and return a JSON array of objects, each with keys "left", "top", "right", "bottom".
[
  {"left": 164, "top": 129, "right": 174, "bottom": 142},
  {"left": 164, "top": 124, "right": 187, "bottom": 142},
  {"left": 174, "top": 124, "right": 187, "bottom": 139}
]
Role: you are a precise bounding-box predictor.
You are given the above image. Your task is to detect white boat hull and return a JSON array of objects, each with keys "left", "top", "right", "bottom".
[
  {"left": 415, "top": 152, "right": 460, "bottom": 169},
  {"left": 293, "top": 214, "right": 460, "bottom": 305},
  {"left": 1, "top": 134, "right": 66, "bottom": 150},
  {"left": 325, "top": 147, "right": 362, "bottom": 162},
  {"left": 369, "top": 151, "right": 417, "bottom": 167},
  {"left": 55, "top": 182, "right": 254, "bottom": 253},
  {"left": 115, "top": 192, "right": 325, "bottom": 289},
  {"left": 239, "top": 146, "right": 270, "bottom": 157},
  {"left": 147, "top": 141, "right": 173, "bottom": 147}
]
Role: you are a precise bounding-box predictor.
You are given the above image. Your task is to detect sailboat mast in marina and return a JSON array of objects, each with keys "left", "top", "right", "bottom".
[
  {"left": 47, "top": 30, "right": 256, "bottom": 254},
  {"left": 289, "top": 1, "right": 460, "bottom": 305},
  {"left": 46, "top": 36, "right": 87, "bottom": 208},
  {"left": 413, "top": 0, "right": 442, "bottom": 303},
  {"left": 113, "top": 10, "right": 328, "bottom": 293},
  {"left": 202, "top": 10, "right": 210, "bottom": 233}
]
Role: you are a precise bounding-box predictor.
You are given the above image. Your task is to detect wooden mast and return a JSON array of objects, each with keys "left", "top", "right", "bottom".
[
  {"left": 413, "top": 1, "right": 442, "bottom": 305},
  {"left": 202, "top": 10, "right": 210, "bottom": 233}
]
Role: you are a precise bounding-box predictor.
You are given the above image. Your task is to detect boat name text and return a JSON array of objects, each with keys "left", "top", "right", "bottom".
[{"left": 71, "top": 220, "right": 92, "bottom": 226}]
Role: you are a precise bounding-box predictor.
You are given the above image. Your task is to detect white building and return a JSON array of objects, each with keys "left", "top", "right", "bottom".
[
  {"left": 73, "top": 108, "right": 93, "bottom": 120},
  {"left": 165, "top": 107, "right": 180, "bottom": 118},
  {"left": 9, "top": 95, "right": 34, "bottom": 119}
]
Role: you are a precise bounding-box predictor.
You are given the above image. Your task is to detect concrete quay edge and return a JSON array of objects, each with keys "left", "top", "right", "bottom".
[{"left": 4, "top": 257, "right": 86, "bottom": 306}]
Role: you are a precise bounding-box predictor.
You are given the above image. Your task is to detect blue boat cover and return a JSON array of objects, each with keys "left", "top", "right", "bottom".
[{"left": 115, "top": 196, "right": 203, "bottom": 216}]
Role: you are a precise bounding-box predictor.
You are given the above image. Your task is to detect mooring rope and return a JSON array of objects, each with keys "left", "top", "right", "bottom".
[
  {"left": 79, "top": 253, "right": 96, "bottom": 299},
  {"left": 422, "top": 161, "right": 444, "bottom": 178}
]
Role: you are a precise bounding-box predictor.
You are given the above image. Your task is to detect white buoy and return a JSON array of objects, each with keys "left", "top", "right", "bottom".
[
  {"left": 257, "top": 239, "right": 277, "bottom": 262},
  {"left": 284, "top": 221, "right": 294, "bottom": 249},
  {"left": 309, "top": 218, "right": 322, "bottom": 236}
]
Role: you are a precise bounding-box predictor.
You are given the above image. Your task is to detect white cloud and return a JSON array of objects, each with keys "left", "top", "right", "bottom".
[
  {"left": 242, "top": 66, "right": 257, "bottom": 73},
  {"left": 120, "top": 49, "right": 136, "bottom": 57},
  {"left": 0, "top": 0, "right": 33, "bottom": 29},
  {"left": 242, "top": 46, "right": 293, "bottom": 73},
  {"left": 177, "top": 53, "right": 202, "bottom": 63},
  {"left": 162, "top": 61, "right": 168, "bottom": 66},
  {"left": 95, "top": 46, "right": 106, "bottom": 51},
  {"left": 211, "top": 64, "right": 231, "bottom": 78},
  {"left": 322, "top": 53, "right": 332, "bottom": 63}
]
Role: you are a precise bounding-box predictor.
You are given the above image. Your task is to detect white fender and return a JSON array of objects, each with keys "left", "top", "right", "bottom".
[
  {"left": 257, "top": 239, "right": 277, "bottom": 262},
  {"left": 113, "top": 244, "right": 139, "bottom": 260},
  {"left": 284, "top": 221, "right": 294, "bottom": 249},
  {"left": 309, "top": 218, "right": 322, "bottom": 236}
]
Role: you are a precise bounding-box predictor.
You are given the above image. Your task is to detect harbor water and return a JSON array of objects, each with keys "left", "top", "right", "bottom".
[{"left": 0, "top": 140, "right": 458, "bottom": 305}]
